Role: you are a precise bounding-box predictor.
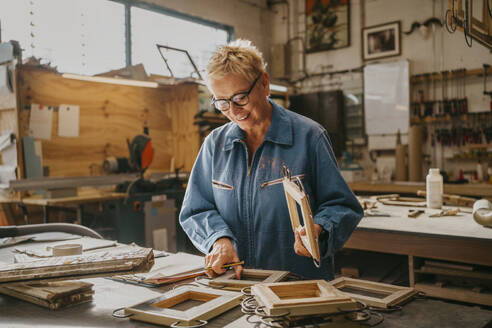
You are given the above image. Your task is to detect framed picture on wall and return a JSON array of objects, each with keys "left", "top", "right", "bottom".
[
  {"left": 306, "top": 0, "right": 350, "bottom": 53},
  {"left": 362, "top": 21, "right": 401, "bottom": 61}
]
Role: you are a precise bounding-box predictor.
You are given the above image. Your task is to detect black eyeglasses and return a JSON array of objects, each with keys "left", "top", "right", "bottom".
[{"left": 212, "top": 74, "right": 261, "bottom": 112}]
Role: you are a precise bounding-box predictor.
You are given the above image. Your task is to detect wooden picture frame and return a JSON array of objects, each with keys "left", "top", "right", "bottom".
[
  {"left": 466, "top": 0, "right": 492, "bottom": 49},
  {"left": 251, "top": 280, "right": 358, "bottom": 316},
  {"left": 329, "top": 277, "right": 417, "bottom": 308},
  {"left": 362, "top": 21, "right": 401, "bottom": 61},
  {"left": 282, "top": 176, "right": 321, "bottom": 265},
  {"left": 124, "top": 286, "right": 241, "bottom": 326},
  {"left": 209, "top": 269, "right": 289, "bottom": 290},
  {"left": 306, "top": 0, "right": 351, "bottom": 52}
]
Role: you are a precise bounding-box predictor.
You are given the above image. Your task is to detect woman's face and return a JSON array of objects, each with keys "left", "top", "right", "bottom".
[{"left": 210, "top": 72, "right": 270, "bottom": 133}]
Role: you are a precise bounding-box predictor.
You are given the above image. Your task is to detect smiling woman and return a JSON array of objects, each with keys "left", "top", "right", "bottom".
[{"left": 179, "top": 39, "right": 363, "bottom": 281}]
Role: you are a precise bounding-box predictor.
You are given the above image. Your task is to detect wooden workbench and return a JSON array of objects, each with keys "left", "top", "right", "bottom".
[
  {"left": 348, "top": 181, "right": 492, "bottom": 199},
  {"left": 345, "top": 201, "right": 492, "bottom": 306},
  {"left": 18, "top": 189, "right": 127, "bottom": 224},
  {"left": 0, "top": 237, "right": 491, "bottom": 327}
]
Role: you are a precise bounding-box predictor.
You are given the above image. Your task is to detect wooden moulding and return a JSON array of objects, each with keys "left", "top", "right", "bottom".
[
  {"left": 209, "top": 268, "right": 290, "bottom": 290},
  {"left": 0, "top": 247, "right": 154, "bottom": 284},
  {"left": 329, "top": 277, "right": 417, "bottom": 309},
  {"left": 124, "top": 286, "right": 242, "bottom": 326},
  {"left": 251, "top": 280, "right": 358, "bottom": 316},
  {"left": 0, "top": 281, "right": 94, "bottom": 310},
  {"left": 282, "top": 177, "right": 321, "bottom": 264}
]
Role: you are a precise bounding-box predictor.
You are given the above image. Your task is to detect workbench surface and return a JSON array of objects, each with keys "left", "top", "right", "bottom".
[
  {"left": 349, "top": 181, "right": 492, "bottom": 199},
  {"left": 357, "top": 203, "right": 491, "bottom": 240},
  {"left": 0, "top": 237, "right": 491, "bottom": 327}
]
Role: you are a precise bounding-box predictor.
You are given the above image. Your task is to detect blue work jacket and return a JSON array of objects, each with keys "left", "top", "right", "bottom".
[{"left": 179, "top": 100, "right": 363, "bottom": 279}]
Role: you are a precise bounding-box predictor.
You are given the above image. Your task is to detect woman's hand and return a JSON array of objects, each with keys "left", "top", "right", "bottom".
[
  {"left": 294, "top": 224, "right": 323, "bottom": 257},
  {"left": 205, "top": 237, "right": 243, "bottom": 279}
]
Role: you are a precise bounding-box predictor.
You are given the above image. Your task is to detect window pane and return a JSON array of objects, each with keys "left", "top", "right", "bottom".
[
  {"left": 131, "top": 7, "right": 229, "bottom": 78},
  {"left": 0, "top": 0, "right": 125, "bottom": 75}
]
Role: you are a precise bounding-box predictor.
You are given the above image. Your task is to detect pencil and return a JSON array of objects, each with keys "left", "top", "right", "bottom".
[{"left": 204, "top": 261, "right": 244, "bottom": 270}]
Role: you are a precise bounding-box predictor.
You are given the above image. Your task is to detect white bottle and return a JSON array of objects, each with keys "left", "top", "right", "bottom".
[{"left": 426, "top": 168, "right": 443, "bottom": 209}]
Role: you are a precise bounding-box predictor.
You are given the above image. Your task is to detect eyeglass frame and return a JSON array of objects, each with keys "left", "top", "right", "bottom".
[{"left": 211, "top": 73, "right": 262, "bottom": 112}]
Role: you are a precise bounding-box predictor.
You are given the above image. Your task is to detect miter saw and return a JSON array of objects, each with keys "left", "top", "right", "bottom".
[{"left": 103, "top": 134, "right": 154, "bottom": 175}]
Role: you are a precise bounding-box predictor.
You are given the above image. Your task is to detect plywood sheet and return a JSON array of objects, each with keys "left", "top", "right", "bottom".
[{"left": 17, "top": 68, "right": 200, "bottom": 177}]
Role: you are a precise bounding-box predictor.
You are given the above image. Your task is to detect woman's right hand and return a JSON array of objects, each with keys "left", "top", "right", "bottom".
[{"left": 205, "top": 237, "right": 243, "bottom": 279}]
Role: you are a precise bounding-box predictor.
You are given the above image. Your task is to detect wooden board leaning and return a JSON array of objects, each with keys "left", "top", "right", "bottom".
[{"left": 0, "top": 246, "right": 154, "bottom": 284}]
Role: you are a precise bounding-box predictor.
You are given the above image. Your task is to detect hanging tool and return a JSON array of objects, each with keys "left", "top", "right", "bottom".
[{"left": 483, "top": 64, "right": 492, "bottom": 110}]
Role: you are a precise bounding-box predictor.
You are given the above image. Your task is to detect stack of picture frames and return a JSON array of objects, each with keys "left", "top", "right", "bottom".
[
  {"left": 251, "top": 280, "right": 359, "bottom": 317},
  {"left": 208, "top": 268, "right": 290, "bottom": 291},
  {"left": 329, "top": 277, "right": 418, "bottom": 309},
  {"left": 447, "top": 0, "right": 492, "bottom": 49},
  {"left": 123, "top": 285, "right": 242, "bottom": 327}
]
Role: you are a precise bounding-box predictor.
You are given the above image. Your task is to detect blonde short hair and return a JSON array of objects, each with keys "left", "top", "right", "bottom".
[{"left": 206, "top": 39, "right": 266, "bottom": 85}]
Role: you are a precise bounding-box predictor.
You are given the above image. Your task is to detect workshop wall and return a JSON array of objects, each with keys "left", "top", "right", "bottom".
[
  {"left": 271, "top": 0, "right": 490, "bottom": 94},
  {"left": 270, "top": 0, "right": 492, "bottom": 180},
  {"left": 139, "top": 0, "right": 274, "bottom": 68},
  {"left": 17, "top": 67, "right": 200, "bottom": 177}
]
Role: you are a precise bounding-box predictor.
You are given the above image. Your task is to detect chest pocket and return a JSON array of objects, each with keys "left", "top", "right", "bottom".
[{"left": 212, "top": 179, "right": 234, "bottom": 191}]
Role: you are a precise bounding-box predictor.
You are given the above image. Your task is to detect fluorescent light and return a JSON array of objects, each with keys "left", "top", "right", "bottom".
[
  {"left": 270, "top": 84, "right": 288, "bottom": 92},
  {"left": 62, "top": 73, "right": 159, "bottom": 88}
]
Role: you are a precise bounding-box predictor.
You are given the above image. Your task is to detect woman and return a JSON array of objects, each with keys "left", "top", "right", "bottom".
[{"left": 179, "top": 39, "right": 363, "bottom": 280}]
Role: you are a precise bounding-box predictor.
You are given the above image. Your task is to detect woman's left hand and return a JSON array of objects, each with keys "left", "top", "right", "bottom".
[{"left": 293, "top": 224, "right": 323, "bottom": 257}]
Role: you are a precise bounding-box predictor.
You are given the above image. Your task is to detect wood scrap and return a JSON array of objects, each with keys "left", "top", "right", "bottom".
[
  {"left": 0, "top": 246, "right": 154, "bottom": 284},
  {"left": 376, "top": 194, "right": 426, "bottom": 207},
  {"left": 417, "top": 190, "right": 476, "bottom": 207},
  {"left": 0, "top": 281, "right": 94, "bottom": 310}
]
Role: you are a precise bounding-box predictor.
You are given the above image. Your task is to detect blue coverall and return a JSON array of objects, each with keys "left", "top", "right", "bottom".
[{"left": 179, "top": 100, "right": 363, "bottom": 279}]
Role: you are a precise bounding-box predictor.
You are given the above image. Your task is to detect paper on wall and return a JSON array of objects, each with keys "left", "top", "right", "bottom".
[
  {"left": 0, "top": 64, "right": 16, "bottom": 110},
  {"left": 0, "top": 131, "right": 17, "bottom": 189},
  {"left": 58, "top": 104, "right": 80, "bottom": 137},
  {"left": 29, "top": 104, "right": 53, "bottom": 140}
]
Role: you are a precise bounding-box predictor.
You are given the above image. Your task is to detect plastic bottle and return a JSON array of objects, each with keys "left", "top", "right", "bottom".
[{"left": 426, "top": 168, "right": 443, "bottom": 209}]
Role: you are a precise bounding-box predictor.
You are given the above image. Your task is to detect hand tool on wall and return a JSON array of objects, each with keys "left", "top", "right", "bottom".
[{"left": 484, "top": 64, "right": 492, "bottom": 110}]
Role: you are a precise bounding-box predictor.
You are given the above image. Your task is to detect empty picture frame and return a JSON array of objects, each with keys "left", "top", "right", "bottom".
[
  {"left": 251, "top": 280, "right": 358, "bottom": 316},
  {"left": 282, "top": 176, "right": 321, "bottom": 265},
  {"left": 124, "top": 286, "right": 242, "bottom": 326},
  {"left": 209, "top": 269, "right": 290, "bottom": 290},
  {"left": 329, "top": 277, "right": 417, "bottom": 308}
]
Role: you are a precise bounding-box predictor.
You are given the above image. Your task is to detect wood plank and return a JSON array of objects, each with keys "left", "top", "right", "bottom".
[
  {"left": 415, "top": 282, "right": 492, "bottom": 306},
  {"left": 17, "top": 68, "right": 200, "bottom": 177},
  {"left": 0, "top": 246, "right": 154, "bottom": 284},
  {"left": 416, "top": 266, "right": 492, "bottom": 280},
  {"left": 345, "top": 229, "right": 492, "bottom": 266},
  {"left": 348, "top": 181, "right": 492, "bottom": 199}
]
